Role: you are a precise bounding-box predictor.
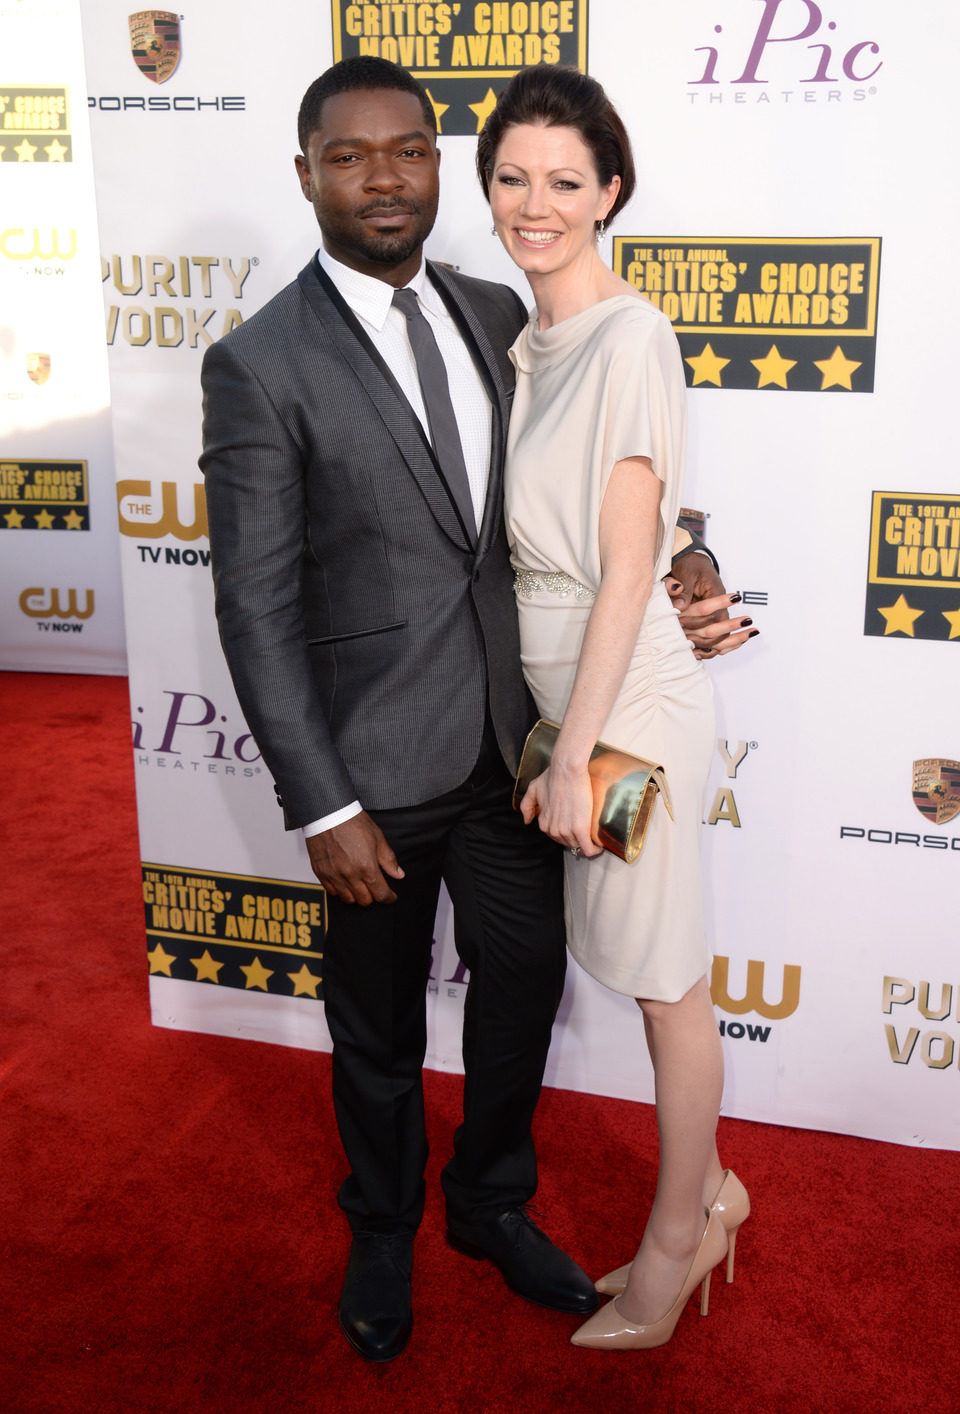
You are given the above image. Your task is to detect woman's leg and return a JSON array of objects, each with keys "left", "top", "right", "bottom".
[
  {"left": 640, "top": 994, "right": 726, "bottom": 1213},
  {"left": 618, "top": 974, "right": 724, "bottom": 1325}
]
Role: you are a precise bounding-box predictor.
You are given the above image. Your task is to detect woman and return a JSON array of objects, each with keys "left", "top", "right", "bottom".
[{"left": 476, "top": 66, "right": 750, "bottom": 1351}]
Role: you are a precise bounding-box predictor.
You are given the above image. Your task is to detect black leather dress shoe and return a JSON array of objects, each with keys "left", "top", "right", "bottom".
[
  {"left": 446, "top": 1207, "right": 598, "bottom": 1313},
  {"left": 338, "top": 1232, "right": 414, "bottom": 1361}
]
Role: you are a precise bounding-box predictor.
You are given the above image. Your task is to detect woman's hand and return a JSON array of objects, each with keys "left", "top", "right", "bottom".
[
  {"left": 520, "top": 765, "right": 603, "bottom": 857},
  {"left": 664, "top": 557, "right": 759, "bottom": 660},
  {"left": 671, "top": 590, "right": 758, "bottom": 659}
]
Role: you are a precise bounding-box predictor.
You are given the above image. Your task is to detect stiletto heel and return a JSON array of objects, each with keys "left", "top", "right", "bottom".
[
  {"left": 571, "top": 1210, "right": 727, "bottom": 1351},
  {"left": 712, "top": 1170, "right": 749, "bottom": 1283},
  {"left": 725, "top": 1226, "right": 738, "bottom": 1284},
  {"left": 594, "top": 1168, "right": 750, "bottom": 1295},
  {"left": 699, "top": 1266, "right": 712, "bottom": 1317}
]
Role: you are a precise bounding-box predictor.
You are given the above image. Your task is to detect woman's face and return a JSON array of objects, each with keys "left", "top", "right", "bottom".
[{"left": 489, "top": 122, "right": 620, "bottom": 278}]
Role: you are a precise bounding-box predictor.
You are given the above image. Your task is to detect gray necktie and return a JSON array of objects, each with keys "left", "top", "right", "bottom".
[{"left": 392, "top": 287, "right": 477, "bottom": 541}]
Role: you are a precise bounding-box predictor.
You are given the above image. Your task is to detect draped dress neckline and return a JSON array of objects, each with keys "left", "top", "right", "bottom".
[{"left": 510, "top": 295, "right": 650, "bottom": 373}]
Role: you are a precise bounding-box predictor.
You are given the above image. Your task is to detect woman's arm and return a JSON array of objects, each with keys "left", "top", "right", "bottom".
[{"left": 520, "top": 454, "right": 661, "bottom": 855}]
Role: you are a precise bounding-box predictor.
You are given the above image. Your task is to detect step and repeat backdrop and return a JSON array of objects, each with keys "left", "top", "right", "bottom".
[
  {"left": 68, "top": 0, "right": 960, "bottom": 1148},
  {"left": 0, "top": 0, "right": 125, "bottom": 673}
]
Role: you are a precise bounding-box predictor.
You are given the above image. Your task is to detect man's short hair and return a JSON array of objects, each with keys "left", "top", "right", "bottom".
[{"left": 297, "top": 57, "right": 437, "bottom": 152}]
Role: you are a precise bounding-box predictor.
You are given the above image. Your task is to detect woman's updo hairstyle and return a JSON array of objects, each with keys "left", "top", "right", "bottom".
[{"left": 476, "top": 64, "right": 635, "bottom": 229}]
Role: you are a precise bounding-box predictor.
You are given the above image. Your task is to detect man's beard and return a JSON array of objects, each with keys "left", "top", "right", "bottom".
[
  {"left": 354, "top": 226, "right": 426, "bottom": 267},
  {"left": 321, "top": 197, "right": 437, "bottom": 270}
]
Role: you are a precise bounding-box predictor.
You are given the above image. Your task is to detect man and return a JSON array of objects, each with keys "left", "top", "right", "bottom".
[{"left": 200, "top": 56, "right": 748, "bottom": 1363}]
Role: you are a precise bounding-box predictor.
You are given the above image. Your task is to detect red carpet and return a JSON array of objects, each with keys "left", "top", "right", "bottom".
[{"left": 2, "top": 670, "right": 958, "bottom": 1414}]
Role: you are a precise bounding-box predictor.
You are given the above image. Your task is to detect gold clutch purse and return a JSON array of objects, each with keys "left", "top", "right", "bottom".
[{"left": 512, "top": 718, "right": 673, "bottom": 863}]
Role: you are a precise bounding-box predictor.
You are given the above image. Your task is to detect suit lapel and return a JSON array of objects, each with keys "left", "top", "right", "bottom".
[{"left": 298, "top": 260, "right": 474, "bottom": 551}]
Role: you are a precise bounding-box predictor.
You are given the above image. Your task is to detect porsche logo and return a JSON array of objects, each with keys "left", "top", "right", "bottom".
[
  {"left": 128, "top": 11, "right": 181, "bottom": 84},
  {"left": 912, "top": 758, "right": 960, "bottom": 827},
  {"left": 26, "top": 353, "right": 50, "bottom": 385}
]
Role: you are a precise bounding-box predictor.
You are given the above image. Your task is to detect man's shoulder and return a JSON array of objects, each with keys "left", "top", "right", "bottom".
[
  {"left": 429, "top": 262, "right": 527, "bottom": 319},
  {"left": 205, "top": 264, "right": 314, "bottom": 366}
]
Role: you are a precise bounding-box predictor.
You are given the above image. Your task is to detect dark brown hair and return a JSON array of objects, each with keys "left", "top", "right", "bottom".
[{"left": 476, "top": 66, "right": 635, "bottom": 228}]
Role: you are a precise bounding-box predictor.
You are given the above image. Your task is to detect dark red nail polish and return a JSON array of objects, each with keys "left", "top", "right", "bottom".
[
  {"left": 748, "top": 629, "right": 759, "bottom": 638},
  {"left": 741, "top": 617, "right": 753, "bottom": 627},
  {"left": 729, "top": 592, "right": 742, "bottom": 604}
]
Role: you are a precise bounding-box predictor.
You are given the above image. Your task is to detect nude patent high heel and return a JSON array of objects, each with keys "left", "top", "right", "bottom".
[
  {"left": 594, "top": 1169, "right": 750, "bottom": 1296},
  {"left": 712, "top": 1169, "right": 750, "bottom": 1283},
  {"left": 571, "top": 1210, "right": 727, "bottom": 1350}
]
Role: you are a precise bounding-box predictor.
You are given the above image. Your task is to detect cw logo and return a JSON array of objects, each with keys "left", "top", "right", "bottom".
[
  {"left": 19, "top": 587, "right": 95, "bottom": 619},
  {"left": 710, "top": 956, "right": 801, "bottom": 1020},
  {"left": 1, "top": 229, "right": 78, "bottom": 261},
  {"left": 117, "top": 479, "right": 207, "bottom": 539}
]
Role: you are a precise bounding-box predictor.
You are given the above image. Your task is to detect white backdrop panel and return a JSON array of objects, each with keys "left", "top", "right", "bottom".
[
  {"left": 1, "top": 0, "right": 124, "bottom": 674},
  {"left": 78, "top": 0, "right": 960, "bottom": 1150}
]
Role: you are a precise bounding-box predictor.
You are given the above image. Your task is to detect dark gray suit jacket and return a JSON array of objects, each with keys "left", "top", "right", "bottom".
[{"left": 200, "top": 259, "right": 532, "bottom": 828}]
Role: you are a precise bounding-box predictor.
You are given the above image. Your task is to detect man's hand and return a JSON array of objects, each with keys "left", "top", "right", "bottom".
[
  {"left": 306, "top": 811, "right": 404, "bottom": 905},
  {"left": 664, "top": 551, "right": 759, "bottom": 660}
]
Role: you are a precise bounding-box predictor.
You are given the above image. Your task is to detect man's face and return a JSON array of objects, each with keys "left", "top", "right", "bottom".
[{"left": 295, "top": 88, "right": 440, "bottom": 286}]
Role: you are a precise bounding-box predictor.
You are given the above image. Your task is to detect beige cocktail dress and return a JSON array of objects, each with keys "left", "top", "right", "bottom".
[{"left": 506, "top": 295, "right": 715, "bottom": 1001}]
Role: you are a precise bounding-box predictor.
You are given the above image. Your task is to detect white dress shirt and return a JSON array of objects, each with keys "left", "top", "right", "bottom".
[{"left": 304, "top": 247, "right": 494, "bottom": 839}]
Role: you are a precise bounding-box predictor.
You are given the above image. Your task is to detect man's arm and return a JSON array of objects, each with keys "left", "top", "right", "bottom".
[
  {"left": 200, "top": 334, "right": 355, "bottom": 822},
  {"left": 200, "top": 335, "right": 403, "bottom": 903}
]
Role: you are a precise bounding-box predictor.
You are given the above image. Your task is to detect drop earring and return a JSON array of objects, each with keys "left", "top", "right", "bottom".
[
  {"left": 491, "top": 224, "right": 497, "bottom": 237},
  {"left": 596, "top": 219, "right": 606, "bottom": 244}
]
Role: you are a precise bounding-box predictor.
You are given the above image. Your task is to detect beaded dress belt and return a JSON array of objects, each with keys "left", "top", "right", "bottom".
[{"left": 513, "top": 568, "right": 595, "bottom": 602}]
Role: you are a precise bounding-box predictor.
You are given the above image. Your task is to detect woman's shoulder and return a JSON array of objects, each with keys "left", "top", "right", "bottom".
[
  {"left": 586, "top": 295, "right": 679, "bottom": 370},
  {"left": 597, "top": 292, "right": 674, "bottom": 340}
]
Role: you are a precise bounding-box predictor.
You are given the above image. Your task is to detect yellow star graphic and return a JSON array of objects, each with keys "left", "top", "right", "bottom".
[
  {"left": 63, "top": 509, "right": 84, "bottom": 529},
  {"left": 191, "top": 949, "right": 224, "bottom": 983},
  {"left": 148, "top": 943, "right": 176, "bottom": 976},
  {"left": 685, "top": 342, "right": 730, "bottom": 387},
  {"left": 942, "top": 606, "right": 960, "bottom": 640},
  {"left": 240, "top": 955, "right": 274, "bottom": 991},
  {"left": 814, "top": 345, "right": 861, "bottom": 391},
  {"left": 14, "top": 137, "right": 38, "bottom": 162},
  {"left": 288, "top": 964, "right": 321, "bottom": 998},
  {"left": 751, "top": 344, "right": 796, "bottom": 389},
  {"left": 469, "top": 88, "right": 499, "bottom": 134},
  {"left": 4, "top": 507, "right": 25, "bottom": 528},
  {"left": 44, "top": 138, "right": 69, "bottom": 162},
  {"left": 877, "top": 593, "right": 924, "bottom": 637},
  {"left": 34, "top": 508, "right": 55, "bottom": 529},
  {"left": 424, "top": 89, "right": 449, "bottom": 136}
]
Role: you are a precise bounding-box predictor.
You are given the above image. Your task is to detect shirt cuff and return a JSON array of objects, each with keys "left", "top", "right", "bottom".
[{"left": 303, "top": 800, "right": 362, "bottom": 837}]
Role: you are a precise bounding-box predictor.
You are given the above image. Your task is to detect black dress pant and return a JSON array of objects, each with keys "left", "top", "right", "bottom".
[{"left": 322, "top": 725, "right": 567, "bottom": 1235}]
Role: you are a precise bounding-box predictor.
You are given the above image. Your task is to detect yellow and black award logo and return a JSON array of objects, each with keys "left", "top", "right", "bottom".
[
  {"left": 0, "top": 87, "right": 71, "bottom": 162},
  {"left": 1, "top": 460, "right": 89, "bottom": 530},
  {"left": 144, "top": 864, "right": 326, "bottom": 1000},
  {"left": 864, "top": 491, "right": 960, "bottom": 641},
  {"left": 331, "top": 0, "right": 587, "bottom": 134},
  {"left": 129, "top": 11, "right": 182, "bottom": 84},
  {"left": 612, "top": 236, "right": 880, "bottom": 392},
  {"left": 912, "top": 760, "right": 960, "bottom": 827}
]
